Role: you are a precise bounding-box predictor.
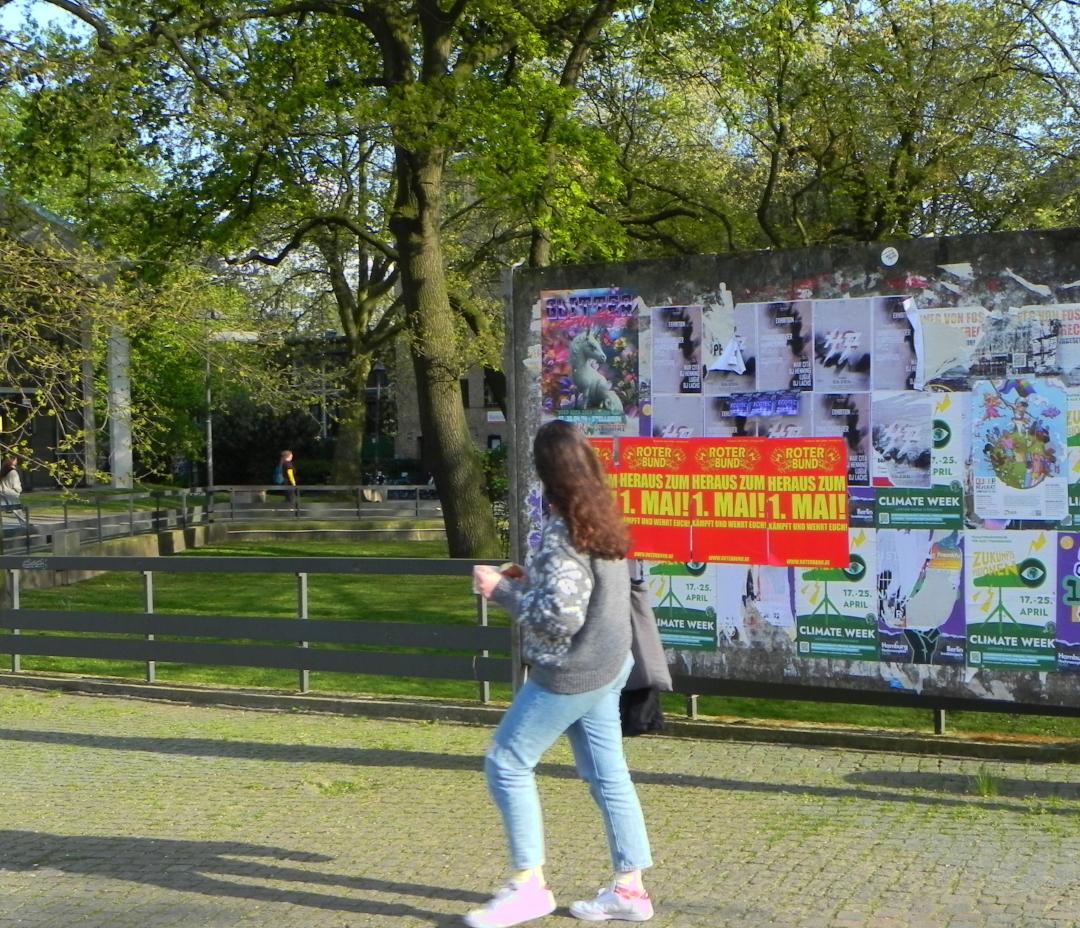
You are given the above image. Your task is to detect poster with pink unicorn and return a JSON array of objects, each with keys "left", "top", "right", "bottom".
[{"left": 539, "top": 288, "right": 645, "bottom": 436}]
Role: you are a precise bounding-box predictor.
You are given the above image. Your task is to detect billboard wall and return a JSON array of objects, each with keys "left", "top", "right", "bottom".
[{"left": 506, "top": 229, "right": 1080, "bottom": 713}]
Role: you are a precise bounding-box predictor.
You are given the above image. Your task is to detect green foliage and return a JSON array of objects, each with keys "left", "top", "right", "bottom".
[{"left": 481, "top": 443, "right": 509, "bottom": 504}]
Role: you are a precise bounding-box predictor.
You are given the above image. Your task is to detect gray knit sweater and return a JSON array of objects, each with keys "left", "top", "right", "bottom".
[{"left": 491, "top": 516, "right": 631, "bottom": 694}]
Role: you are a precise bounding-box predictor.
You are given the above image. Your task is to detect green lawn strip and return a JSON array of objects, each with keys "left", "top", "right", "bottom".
[
  {"left": 16, "top": 538, "right": 509, "bottom": 701},
  {"left": 13, "top": 538, "right": 1080, "bottom": 740}
]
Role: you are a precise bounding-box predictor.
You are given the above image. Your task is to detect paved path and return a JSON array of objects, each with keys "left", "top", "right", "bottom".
[{"left": 2, "top": 688, "right": 1079, "bottom": 928}]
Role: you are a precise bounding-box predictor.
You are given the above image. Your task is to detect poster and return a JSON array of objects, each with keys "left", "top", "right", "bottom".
[
  {"left": 971, "top": 378, "right": 1067, "bottom": 521},
  {"left": 969, "top": 309, "right": 1060, "bottom": 379},
  {"left": 813, "top": 392, "right": 870, "bottom": 486},
  {"left": 876, "top": 529, "right": 965, "bottom": 664},
  {"left": 647, "top": 562, "right": 718, "bottom": 650},
  {"left": 755, "top": 300, "right": 814, "bottom": 391},
  {"left": 812, "top": 298, "right": 872, "bottom": 392},
  {"left": 908, "top": 304, "right": 990, "bottom": 390},
  {"left": 762, "top": 438, "right": 850, "bottom": 567},
  {"left": 705, "top": 396, "right": 755, "bottom": 438},
  {"left": 1023, "top": 303, "right": 1080, "bottom": 386},
  {"left": 539, "top": 288, "right": 643, "bottom": 435},
  {"left": 930, "top": 392, "right": 969, "bottom": 488},
  {"left": 606, "top": 437, "right": 849, "bottom": 566},
  {"left": 871, "top": 391, "right": 933, "bottom": 488},
  {"left": 965, "top": 530, "right": 1057, "bottom": 671},
  {"left": 651, "top": 305, "right": 703, "bottom": 395},
  {"left": 794, "top": 529, "right": 878, "bottom": 660},
  {"left": 742, "top": 565, "right": 797, "bottom": 634},
  {"left": 1056, "top": 533, "right": 1080, "bottom": 670},
  {"left": 875, "top": 487, "right": 964, "bottom": 530},
  {"left": 871, "top": 296, "right": 917, "bottom": 391},
  {"left": 703, "top": 300, "right": 757, "bottom": 394},
  {"left": 756, "top": 391, "right": 814, "bottom": 440},
  {"left": 650, "top": 394, "right": 703, "bottom": 439}
]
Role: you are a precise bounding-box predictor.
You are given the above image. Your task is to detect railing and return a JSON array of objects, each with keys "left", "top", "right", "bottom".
[
  {"left": 0, "top": 554, "right": 510, "bottom": 703},
  {"left": 0, "top": 484, "right": 446, "bottom": 554}
]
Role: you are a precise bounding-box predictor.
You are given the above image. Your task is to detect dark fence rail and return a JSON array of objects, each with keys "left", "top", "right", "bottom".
[
  {"left": 0, "top": 484, "right": 447, "bottom": 554},
  {"left": 0, "top": 554, "right": 512, "bottom": 702}
]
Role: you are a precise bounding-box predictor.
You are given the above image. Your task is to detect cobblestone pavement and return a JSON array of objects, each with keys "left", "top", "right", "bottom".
[{"left": 2, "top": 689, "right": 1080, "bottom": 928}]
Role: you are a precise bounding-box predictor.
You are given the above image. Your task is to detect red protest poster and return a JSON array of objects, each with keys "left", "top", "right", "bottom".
[
  {"left": 609, "top": 438, "right": 693, "bottom": 562},
  {"left": 763, "top": 438, "right": 849, "bottom": 567},
  {"left": 592, "top": 435, "right": 849, "bottom": 567},
  {"left": 684, "top": 438, "right": 770, "bottom": 565}
]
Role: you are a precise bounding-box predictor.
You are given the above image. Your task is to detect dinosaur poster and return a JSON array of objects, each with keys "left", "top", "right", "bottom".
[{"left": 538, "top": 288, "right": 643, "bottom": 436}]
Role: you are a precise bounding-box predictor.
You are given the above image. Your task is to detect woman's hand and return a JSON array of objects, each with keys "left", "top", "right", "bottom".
[{"left": 472, "top": 565, "right": 504, "bottom": 599}]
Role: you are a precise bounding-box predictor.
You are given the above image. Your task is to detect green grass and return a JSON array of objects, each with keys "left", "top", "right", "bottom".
[{"left": 13, "top": 538, "right": 1080, "bottom": 741}]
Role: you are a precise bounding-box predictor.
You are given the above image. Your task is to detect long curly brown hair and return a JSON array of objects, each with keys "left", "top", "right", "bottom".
[{"left": 533, "top": 420, "right": 629, "bottom": 559}]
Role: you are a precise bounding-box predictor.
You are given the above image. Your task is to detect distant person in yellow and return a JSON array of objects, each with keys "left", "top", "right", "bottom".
[{"left": 274, "top": 449, "right": 297, "bottom": 504}]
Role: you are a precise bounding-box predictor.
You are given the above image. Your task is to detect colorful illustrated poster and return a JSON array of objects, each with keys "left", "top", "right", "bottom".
[
  {"left": 813, "top": 392, "right": 870, "bottom": 486},
  {"left": 794, "top": 529, "right": 878, "bottom": 660},
  {"left": 971, "top": 378, "right": 1067, "bottom": 521},
  {"left": 754, "top": 300, "right": 814, "bottom": 391},
  {"left": 651, "top": 305, "right": 703, "bottom": 395},
  {"left": 812, "top": 298, "right": 872, "bottom": 392},
  {"left": 703, "top": 301, "right": 757, "bottom": 394},
  {"left": 931, "top": 392, "right": 969, "bottom": 488},
  {"left": 647, "top": 562, "right": 717, "bottom": 650},
  {"left": 871, "top": 296, "right": 917, "bottom": 390},
  {"left": 965, "top": 530, "right": 1057, "bottom": 671},
  {"left": 539, "top": 288, "right": 642, "bottom": 436},
  {"left": 1055, "top": 533, "right": 1080, "bottom": 670},
  {"left": 877, "top": 529, "right": 965, "bottom": 664},
  {"left": 871, "top": 391, "right": 933, "bottom": 488},
  {"left": 908, "top": 305, "right": 990, "bottom": 390}
]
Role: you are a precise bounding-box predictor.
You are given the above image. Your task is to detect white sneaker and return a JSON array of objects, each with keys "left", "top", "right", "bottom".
[
  {"left": 464, "top": 874, "right": 557, "bottom": 928},
  {"left": 569, "top": 884, "right": 654, "bottom": 922}
]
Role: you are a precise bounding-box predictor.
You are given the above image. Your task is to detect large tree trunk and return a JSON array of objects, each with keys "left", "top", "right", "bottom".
[{"left": 392, "top": 152, "right": 500, "bottom": 557}]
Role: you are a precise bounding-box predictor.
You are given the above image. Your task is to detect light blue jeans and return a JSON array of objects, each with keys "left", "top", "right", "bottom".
[{"left": 484, "top": 654, "right": 653, "bottom": 872}]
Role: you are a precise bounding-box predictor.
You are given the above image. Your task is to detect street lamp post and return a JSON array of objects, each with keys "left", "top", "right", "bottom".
[
  {"left": 372, "top": 361, "right": 386, "bottom": 474},
  {"left": 205, "top": 350, "right": 214, "bottom": 488}
]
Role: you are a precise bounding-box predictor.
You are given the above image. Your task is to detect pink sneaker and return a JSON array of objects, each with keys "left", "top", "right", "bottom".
[
  {"left": 464, "top": 874, "right": 557, "bottom": 928},
  {"left": 569, "top": 884, "right": 654, "bottom": 922}
]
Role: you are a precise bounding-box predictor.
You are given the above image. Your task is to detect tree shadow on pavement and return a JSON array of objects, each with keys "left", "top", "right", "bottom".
[
  {"left": 3, "top": 726, "right": 1080, "bottom": 817},
  {"left": 0, "top": 830, "right": 484, "bottom": 925},
  {"left": 845, "top": 768, "right": 1080, "bottom": 801}
]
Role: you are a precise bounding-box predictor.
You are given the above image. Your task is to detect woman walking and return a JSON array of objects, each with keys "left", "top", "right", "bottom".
[
  {"left": 468, "top": 420, "right": 653, "bottom": 927},
  {"left": 0, "top": 455, "right": 25, "bottom": 523}
]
